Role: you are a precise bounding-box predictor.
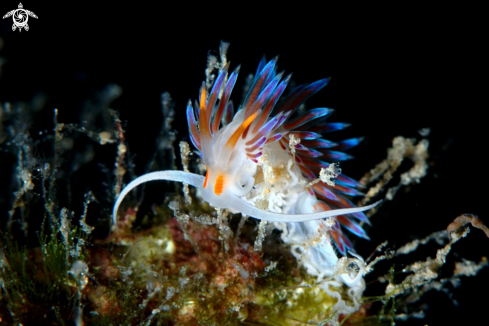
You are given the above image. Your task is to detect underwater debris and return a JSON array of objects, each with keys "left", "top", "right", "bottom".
[
  {"left": 447, "top": 213, "right": 489, "bottom": 239},
  {"left": 385, "top": 214, "right": 488, "bottom": 300},
  {"left": 179, "top": 141, "right": 193, "bottom": 205},
  {"left": 357, "top": 136, "right": 429, "bottom": 213}
]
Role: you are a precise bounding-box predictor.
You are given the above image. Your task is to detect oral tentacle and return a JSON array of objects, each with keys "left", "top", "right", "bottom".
[
  {"left": 113, "top": 170, "right": 382, "bottom": 225},
  {"left": 223, "top": 193, "right": 382, "bottom": 223},
  {"left": 112, "top": 171, "right": 205, "bottom": 227}
]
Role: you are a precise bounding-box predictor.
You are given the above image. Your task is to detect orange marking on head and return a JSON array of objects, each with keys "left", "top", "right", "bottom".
[
  {"left": 203, "top": 169, "right": 210, "bottom": 188},
  {"left": 225, "top": 110, "right": 260, "bottom": 149},
  {"left": 214, "top": 174, "right": 225, "bottom": 196}
]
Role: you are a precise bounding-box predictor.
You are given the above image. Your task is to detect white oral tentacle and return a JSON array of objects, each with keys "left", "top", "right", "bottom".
[
  {"left": 113, "top": 170, "right": 381, "bottom": 225},
  {"left": 112, "top": 171, "right": 204, "bottom": 226},
  {"left": 223, "top": 193, "right": 382, "bottom": 223}
]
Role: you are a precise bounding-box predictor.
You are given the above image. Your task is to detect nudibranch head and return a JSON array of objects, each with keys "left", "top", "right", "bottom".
[{"left": 112, "top": 55, "right": 381, "bottom": 254}]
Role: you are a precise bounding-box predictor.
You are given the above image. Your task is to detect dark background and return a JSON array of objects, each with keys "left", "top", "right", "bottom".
[{"left": 1, "top": 2, "right": 486, "bottom": 325}]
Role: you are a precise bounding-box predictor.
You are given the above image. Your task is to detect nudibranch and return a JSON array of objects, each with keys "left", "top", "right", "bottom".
[{"left": 113, "top": 57, "right": 380, "bottom": 254}]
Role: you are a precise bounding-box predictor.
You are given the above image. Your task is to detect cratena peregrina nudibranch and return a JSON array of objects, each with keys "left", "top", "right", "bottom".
[{"left": 113, "top": 56, "right": 381, "bottom": 256}]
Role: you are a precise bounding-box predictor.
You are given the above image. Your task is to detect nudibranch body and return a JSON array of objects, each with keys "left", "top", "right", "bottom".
[
  {"left": 113, "top": 56, "right": 380, "bottom": 310},
  {"left": 187, "top": 57, "right": 375, "bottom": 252}
]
